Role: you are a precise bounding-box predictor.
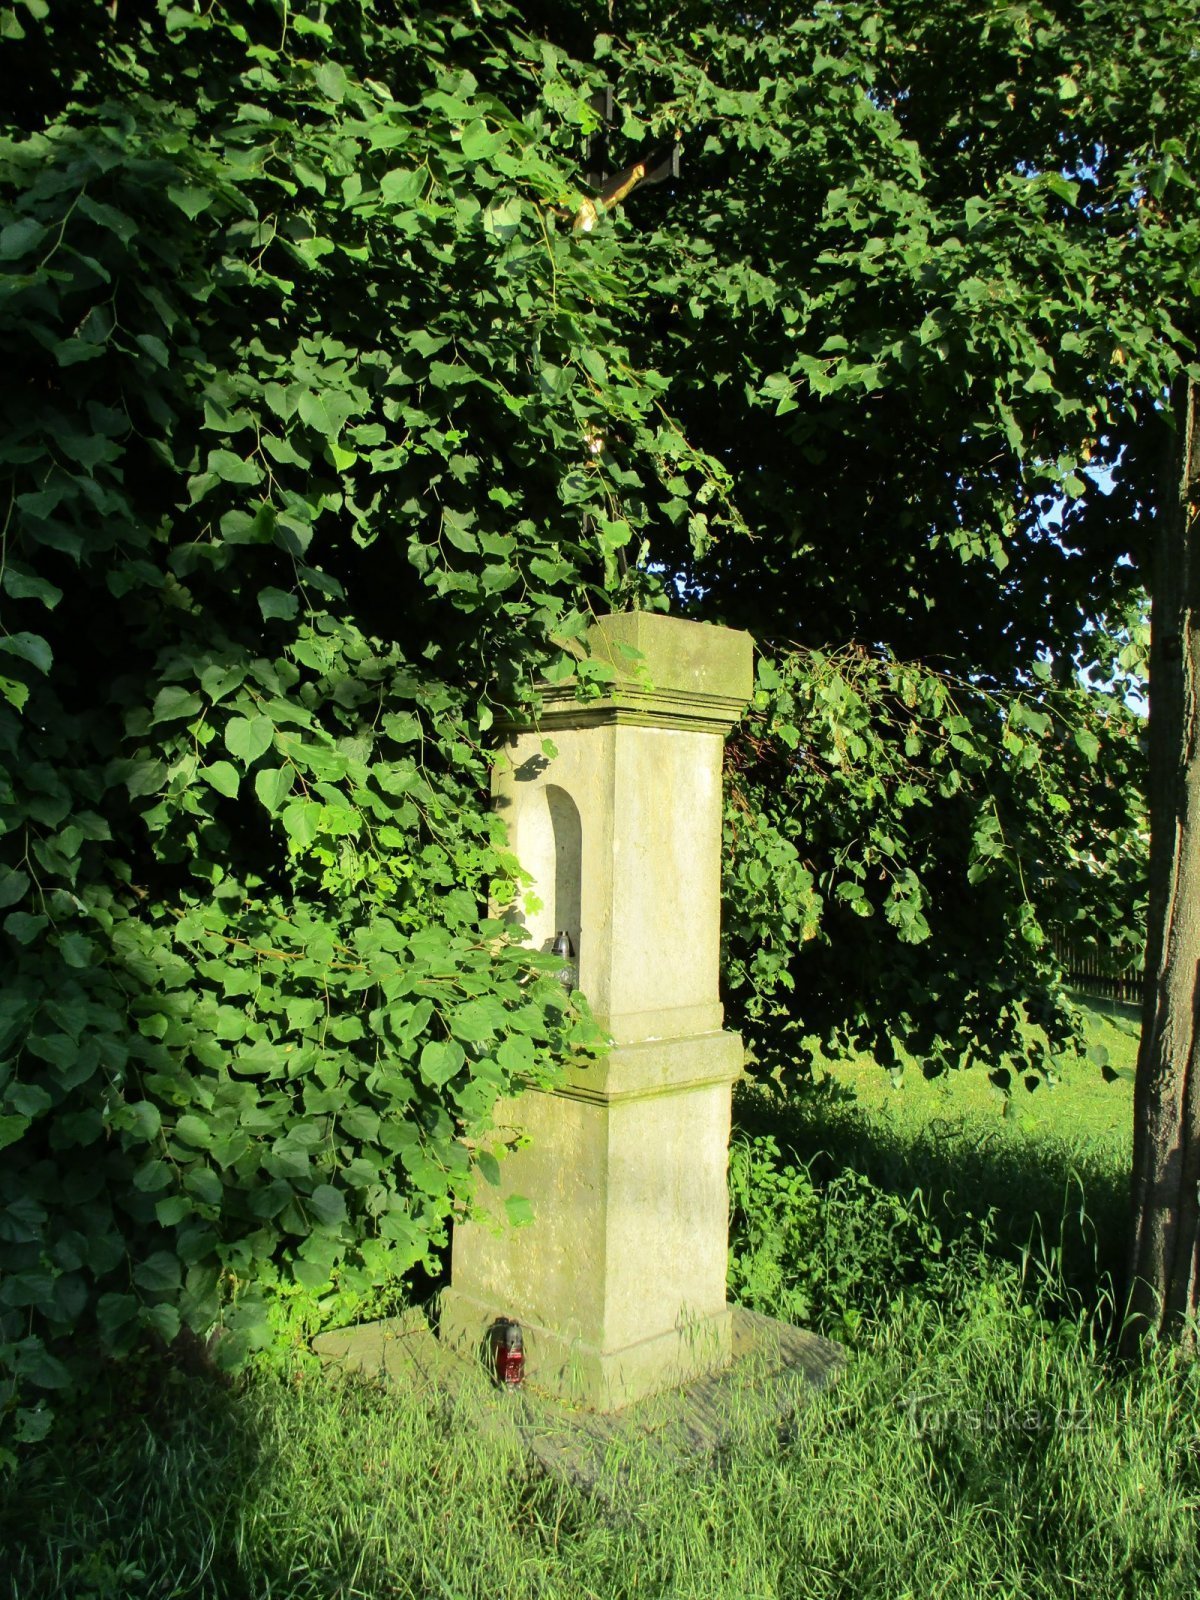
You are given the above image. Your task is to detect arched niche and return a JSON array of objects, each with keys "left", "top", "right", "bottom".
[{"left": 515, "top": 782, "right": 582, "bottom": 965}]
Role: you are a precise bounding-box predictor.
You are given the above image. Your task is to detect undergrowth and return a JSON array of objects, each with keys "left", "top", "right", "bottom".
[{"left": 728, "top": 1077, "right": 1128, "bottom": 1341}]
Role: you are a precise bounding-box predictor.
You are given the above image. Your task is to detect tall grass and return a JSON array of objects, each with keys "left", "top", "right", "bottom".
[
  {"left": 6, "top": 1274, "right": 1197, "bottom": 1599},
  {"left": 4, "top": 1053, "right": 1199, "bottom": 1599}
]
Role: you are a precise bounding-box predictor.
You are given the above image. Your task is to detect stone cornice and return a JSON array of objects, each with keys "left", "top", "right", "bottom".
[
  {"left": 499, "top": 684, "right": 748, "bottom": 736},
  {"left": 497, "top": 611, "right": 754, "bottom": 737}
]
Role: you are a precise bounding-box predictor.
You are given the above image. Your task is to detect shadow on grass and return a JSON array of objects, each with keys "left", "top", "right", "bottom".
[
  {"left": 2, "top": 1351, "right": 542, "bottom": 1600},
  {"left": 3, "top": 1364, "right": 271, "bottom": 1599},
  {"left": 731, "top": 1075, "right": 1130, "bottom": 1327}
]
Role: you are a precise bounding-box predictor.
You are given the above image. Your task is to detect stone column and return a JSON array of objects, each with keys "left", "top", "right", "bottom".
[{"left": 438, "top": 613, "right": 753, "bottom": 1410}]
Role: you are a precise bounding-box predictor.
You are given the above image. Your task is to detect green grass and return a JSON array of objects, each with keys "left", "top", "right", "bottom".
[
  {"left": 808, "top": 992, "right": 1140, "bottom": 1151},
  {"left": 5, "top": 999, "right": 1199, "bottom": 1600}
]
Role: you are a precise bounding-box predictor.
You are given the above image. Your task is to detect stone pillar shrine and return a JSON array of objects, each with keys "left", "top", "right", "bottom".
[{"left": 438, "top": 612, "right": 754, "bottom": 1410}]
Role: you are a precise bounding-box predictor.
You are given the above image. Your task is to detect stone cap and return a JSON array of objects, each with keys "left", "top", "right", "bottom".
[{"left": 515, "top": 613, "right": 754, "bottom": 734}]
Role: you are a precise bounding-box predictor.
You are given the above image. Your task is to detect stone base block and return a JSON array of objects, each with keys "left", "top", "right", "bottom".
[
  {"left": 314, "top": 1303, "right": 844, "bottom": 1511},
  {"left": 438, "top": 1284, "right": 733, "bottom": 1412},
  {"left": 445, "top": 1033, "right": 741, "bottom": 1396}
]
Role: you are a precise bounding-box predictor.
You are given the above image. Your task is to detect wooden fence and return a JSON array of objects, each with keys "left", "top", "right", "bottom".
[{"left": 1051, "top": 938, "right": 1143, "bottom": 1007}]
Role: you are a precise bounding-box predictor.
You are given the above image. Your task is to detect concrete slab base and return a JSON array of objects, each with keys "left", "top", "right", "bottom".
[{"left": 313, "top": 1304, "right": 844, "bottom": 1505}]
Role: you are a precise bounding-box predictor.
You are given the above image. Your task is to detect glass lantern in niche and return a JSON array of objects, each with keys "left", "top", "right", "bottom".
[{"left": 548, "top": 930, "right": 578, "bottom": 994}]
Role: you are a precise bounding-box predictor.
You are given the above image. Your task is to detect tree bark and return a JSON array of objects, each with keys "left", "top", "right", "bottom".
[{"left": 1125, "top": 378, "right": 1200, "bottom": 1352}]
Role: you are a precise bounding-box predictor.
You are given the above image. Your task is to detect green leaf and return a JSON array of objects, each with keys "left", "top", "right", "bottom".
[
  {"left": 3, "top": 566, "right": 62, "bottom": 608},
  {"left": 419, "top": 1039, "right": 465, "bottom": 1087},
  {"left": 201, "top": 663, "right": 246, "bottom": 702},
  {"left": 0, "top": 675, "right": 29, "bottom": 711},
  {"left": 497, "top": 1035, "right": 534, "bottom": 1074},
  {"left": 258, "top": 587, "right": 298, "bottom": 622},
  {"left": 297, "top": 390, "right": 354, "bottom": 438},
  {"left": 408, "top": 330, "right": 447, "bottom": 358},
  {"left": 167, "top": 185, "right": 213, "bottom": 219},
  {"left": 292, "top": 1260, "right": 332, "bottom": 1290},
  {"left": 281, "top": 799, "right": 322, "bottom": 847},
  {"left": 151, "top": 685, "right": 203, "bottom": 724},
  {"left": 249, "top": 1179, "right": 292, "bottom": 1219},
  {"left": 96, "top": 1294, "right": 139, "bottom": 1345},
  {"left": 383, "top": 711, "right": 421, "bottom": 742},
  {"left": 309, "top": 1185, "right": 347, "bottom": 1227},
  {"left": 134, "top": 1158, "right": 172, "bottom": 1193},
  {"left": 380, "top": 168, "right": 426, "bottom": 204},
  {"left": 483, "top": 197, "right": 523, "bottom": 239},
  {"left": 460, "top": 119, "right": 504, "bottom": 160},
  {"left": 21, "top": 1347, "right": 71, "bottom": 1391},
  {"left": 0, "top": 632, "right": 52, "bottom": 674},
  {"left": 125, "top": 759, "right": 165, "bottom": 797},
  {"left": 174, "top": 1114, "right": 212, "bottom": 1148},
  {"left": 202, "top": 760, "right": 240, "bottom": 798},
  {"left": 133, "top": 1251, "right": 182, "bottom": 1294},
  {"left": 449, "top": 999, "right": 507, "bottom": 1042},
  {"left": 226, "top": 715, "right": 275, "bottom": 766},
  {"left": 186, "top": 1166, "right": 222, "bottom": 1205},
  {"left": 143, "top": 1303, "right": 182, "bottom": 1342},
  {"left": 254, "top": 765, "right": 294, "bottom": 813},
  {"left": 0, "top": 1114, "right": 30, "bottom": 1151},
  {"left": 0, "top": 868, "right": 30, "bottom": 908},
  {"left": 1074, "top": 729, "right": 1100, "bottom": 762},
  {"left": 6, "top": 1083, "right": 51, "bottom": 1118},
  {"left": 313, "top": 60, "right": 348, "bottom": 101},
  {"left": 207, "top": 449, "right": 262, "bottom": 485},
  {"left": 505, "top": 1194, "right": 535, "bottom": 1227},
  {"left": 137, "top": 334, "right": 170, "bottom": 367},
  {"left": 220, "top": 507, "right": 273, "bottom": 545},
  {"left": 0, "top": 217, "right": 48, "bottom": 259},
  {"left": 123, "top": 1100, "right": 162, "bottom": 1140},
  {"left": 58, "top": 932, "right": 94, "bottom": 968},
  {"left": 4, "top": 911, "right": 47, "bottom": 943}
]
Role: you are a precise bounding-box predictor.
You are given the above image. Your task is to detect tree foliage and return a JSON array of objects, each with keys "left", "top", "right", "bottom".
[
  {"left": 589, "top": 0, "right": 1172, "bottom": 1071},
  {"left": 724, "top": 643, "right": 1146, "bottom": 1085}
]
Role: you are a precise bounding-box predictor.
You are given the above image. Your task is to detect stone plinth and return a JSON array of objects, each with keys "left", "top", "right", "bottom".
[
  {"left": 315, "top": 1304, "right": 844, "bottom": 1510},
  {"left": 439, "top": 613, "right": 754, "bottom": 1411}
]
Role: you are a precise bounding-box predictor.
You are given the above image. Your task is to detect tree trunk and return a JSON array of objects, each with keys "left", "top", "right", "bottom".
[{"left": 1125, "top": 378, "right": 1200, "bottom": 1352}]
